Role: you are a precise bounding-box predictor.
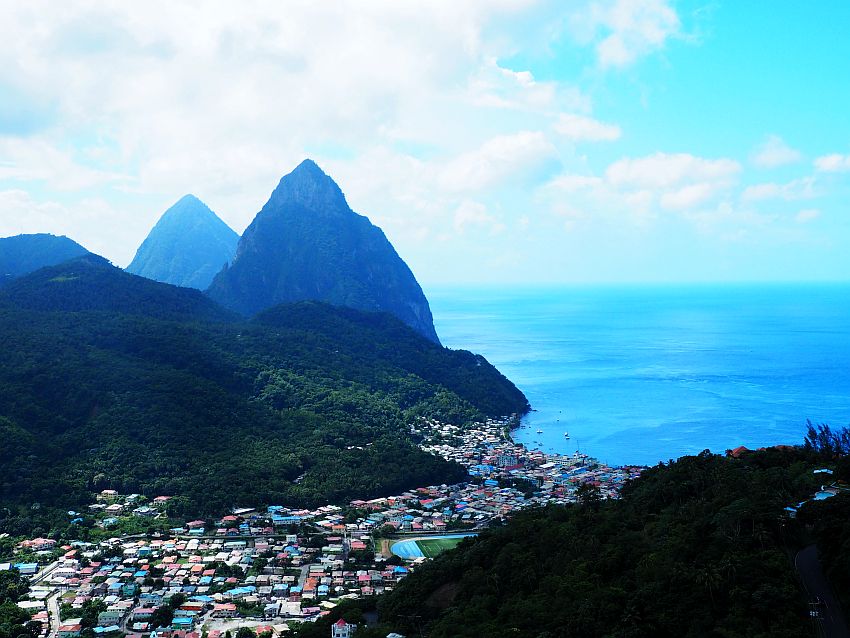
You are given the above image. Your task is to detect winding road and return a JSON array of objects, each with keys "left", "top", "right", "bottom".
[{"left": 795, "top": 544, "right": 850, "bottom": 638}]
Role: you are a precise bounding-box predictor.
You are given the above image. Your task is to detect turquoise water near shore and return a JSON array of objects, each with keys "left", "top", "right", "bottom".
[{"left": 429, "top": 284, "right": 850, "bottom": 467}]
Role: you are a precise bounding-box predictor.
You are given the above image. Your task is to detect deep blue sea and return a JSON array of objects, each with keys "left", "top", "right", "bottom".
[{"left": 429, "top": 284, "right": 850, "bottom": 467}]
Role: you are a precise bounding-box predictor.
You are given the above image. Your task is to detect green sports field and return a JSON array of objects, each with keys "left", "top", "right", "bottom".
[{"left": 415, "top": 536, "right": 466, "bottom": 558}]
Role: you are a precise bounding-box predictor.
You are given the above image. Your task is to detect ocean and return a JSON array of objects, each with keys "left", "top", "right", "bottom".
[{"left": 429, "top": 284, "right": 850, "bottom": 467}]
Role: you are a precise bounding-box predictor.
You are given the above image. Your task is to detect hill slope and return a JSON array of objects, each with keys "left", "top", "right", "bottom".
[
  {"left": 0, "top": 263, "right": 527, "bottom": 534},
  {"left": 126, "top": 194, "right": 239, "bottom": 290},
  {"left": 207, "top": 159, "right": 440, "bottom": 343},
  {"left": 308, "top": 448, "right": 832, "bottom": 638},
  {"left": 1, "top": 254, "right": 236, "bottom": 323},
  {"left": 0, "top": 233, "right": 89, "bottom": 285}
]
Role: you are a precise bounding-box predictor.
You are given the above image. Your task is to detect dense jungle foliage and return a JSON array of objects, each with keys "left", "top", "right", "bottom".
[
  {"left": 0, "top": 258, "right": 527, "bottom": 535},
  {"left": 0, "top": 570, "right": 38, "bottom": 638}
]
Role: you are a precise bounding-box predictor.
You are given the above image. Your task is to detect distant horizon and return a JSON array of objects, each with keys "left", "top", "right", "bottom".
[{"left": 6, "top": 227, "right": 850, "bottom": 288}]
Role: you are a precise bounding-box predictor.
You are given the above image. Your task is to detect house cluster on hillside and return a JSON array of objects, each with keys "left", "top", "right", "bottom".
[
  {"left": 12, "top": 517, "right": 414, "bottom": 638},
  {"left": 415, "top": 418, "right": 642, "bottom": 506},
  {"left": 8, "top": 417, "right": 642, "bottom": 638}
]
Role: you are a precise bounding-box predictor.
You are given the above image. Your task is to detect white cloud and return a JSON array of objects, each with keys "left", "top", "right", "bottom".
[
  {"left": 606, "top": 153, "right": 740, "bottom": 189},
  {"left": 453, "top": 199, "right": 504, "bottom": 234},
  {"left": 0, "top": 189, "right": 146, "bottom": 260},
  {"left": 741, "top": 177, "right": 816, "bottom": 202},
  {"left": 554, "top": 113, "right": 621, "bottom": 142},
  {"left": 547, "top": 174, "right": 604, "bottom": 192},
  {"left": 0, "top": 138, "right": 128, "bottom": 191},
  {"left": 570, "top": 0, "right": 681, "bottom": 68},
  {"left": 660, "top": 182, "right": 719, "bottom": 210},
  {"left": 751, "top": 134, "right": 801, "bottom": 168},
  {"left": 795, "top": 208, "right": 820, "bottom": 224},
  {"left": 467, "top": 59, "right": 590, "bottom": 113},
  {"left": 0, "top": 2, "right": 558, "bottom": 223},
  {"left": 544, "top": 152, "right": 742, "bottom": 224},
  {"left": 438, "top": 131, "right": 557, "bottom": 192},
  {"left": 815, "top": 153, "right": 850, "bottom": 172}
]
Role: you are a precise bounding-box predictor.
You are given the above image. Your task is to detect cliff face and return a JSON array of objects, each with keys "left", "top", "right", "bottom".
[
  {"left": 207, "top": 159, "right": 440, "bottom": 343},
  {"left": 126, "top": 194, "right": 239, "bottom": 290}
]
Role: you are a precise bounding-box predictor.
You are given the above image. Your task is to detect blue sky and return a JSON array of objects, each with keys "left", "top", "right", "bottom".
[{"left": 0, "top": 0, "right": 849, "bottom": 285}]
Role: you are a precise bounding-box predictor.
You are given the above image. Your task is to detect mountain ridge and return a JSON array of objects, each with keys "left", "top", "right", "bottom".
[
  {"left": 0, "top": 233, "right": 90, "bottom": 286},
  {"left": 0, "top": 258, "right": 528, "bottom": 528},
  {"left": 2, "top": 254, "right": 237, "bottom": 323}
]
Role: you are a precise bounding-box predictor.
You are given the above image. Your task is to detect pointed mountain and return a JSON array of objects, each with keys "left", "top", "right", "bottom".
[
  {"left": 0, "top": 233, "right": 90, "bottom": 286},
  {"left": 2, "top": 253, "right": 236, "bottom": 323},
  {"left": 126, "top": 194, "right": 239, "bottom": 290},
  {"left": 207, "top": 159, "right": 440, "bottom": 343}
]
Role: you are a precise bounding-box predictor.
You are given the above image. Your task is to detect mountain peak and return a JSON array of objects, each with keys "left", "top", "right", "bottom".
[
  {"left": 208, "top": 160, "right": 441, "bottom": 343},
  {"left": 160, "top": 194, "right": 214, "bottom": 222},
  {"left": 126, "top": 195, "right": 239, "bottom": 290},
  {"left": 268, "top": 158, "right": 347, "bottom": 213},
  {"left": 176, "top": 193, "right": 203, "bottom": 206},
  {"left": 293, "top": 158, "right": 324, "bottom": 175}
]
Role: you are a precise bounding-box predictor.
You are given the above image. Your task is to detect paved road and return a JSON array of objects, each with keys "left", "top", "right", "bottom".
[
  {"left": 296, "top": 564, "right": 311, "bottom": 589},
  {"left": 795, "top": 544, "right": 850, "bottom": 638},
  {"left": 46, "top": 591, "right": 61, "bottom": 638}
]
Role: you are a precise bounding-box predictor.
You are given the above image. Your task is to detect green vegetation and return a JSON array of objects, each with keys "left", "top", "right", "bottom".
[
  {"left": 298, "top": 440, "right": 850, "bottom": 638},
  {"left": 415, "top": 537, "right": 468, "bottom": 559},
  {"left": 207, "top": 159, "right": 442, "bottom": 342},
  {"left": 0, "top": 569, "right": 38, "bottom": 638},
  {"left": 0, "top": 258, "right": 527, "bottom": 536},
  {"left": 0, "top": 233, "right": 89, "bottom": 286}
]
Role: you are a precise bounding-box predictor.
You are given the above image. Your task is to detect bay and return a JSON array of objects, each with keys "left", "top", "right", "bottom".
[{"left": 429, "top": 283, "right": 850, "bottom": 466}]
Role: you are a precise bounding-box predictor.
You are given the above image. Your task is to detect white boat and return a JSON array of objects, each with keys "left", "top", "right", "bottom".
[
  {"left": 536, "top": 429, "right": 543, "bottom": 434},
  {"left": 563, "top": 432, "right": 570, "bottom": 439}
]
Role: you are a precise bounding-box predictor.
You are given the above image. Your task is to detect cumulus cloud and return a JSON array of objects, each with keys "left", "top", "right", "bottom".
[
  {"left": 0, "top": 0, "right": 586, "bottom": 266},
  {"left": 741, "top": 177, "right": 816, "bottom": 202},
  {"left": 815, "top": 153, "right": 850, "bottom": 172},
  {"left": 751, "top": 134, "right": 801, "bottom": 168},
  {"left": 605, "top": 152, "right": 740, "bottom": 189},
  {"left": 468, "top": 59, "right": 590, "bottom": 113},
  {"left": 544, "top": 152, "right": 742, "bottom": 225},
  {"left": 554, "top": 113, "right": 621, "bottom": 142},
  {"left": 438, "top": 131, "right": 557, "bottom": 192},
  {"left": 547, "top": 174, "right": 604, "bottom": 192},
  {"left": 0, "top": 137, "right": 128, "bottom": 191},
  {"left": 570, "top": 0, "right": 681, "bottom": 68},
  {"left": 0, "top": 189, "right": 145, "bottom": 259},
  {"left": 795, "top": 208, "right": 820, "bottom": 223},
  {"left": 453, "top": 199, "right": 505, "bottom": 235}
]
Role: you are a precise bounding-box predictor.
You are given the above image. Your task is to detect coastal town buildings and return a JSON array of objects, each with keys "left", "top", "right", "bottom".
[{"left": 4, "top": 417, "right": 640, "bottom": 636}]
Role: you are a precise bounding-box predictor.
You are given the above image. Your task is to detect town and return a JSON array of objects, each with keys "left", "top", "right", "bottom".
[{"left": 1, "top": 418, "right": 643, "bottom": 638}]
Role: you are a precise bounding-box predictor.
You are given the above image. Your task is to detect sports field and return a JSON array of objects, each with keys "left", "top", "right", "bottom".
[
  {"left": 415, "top": 536, "right": 467, "bottom": 558},
  {"left": 390, "top": 533, "right": 476, "bottom": 559}
]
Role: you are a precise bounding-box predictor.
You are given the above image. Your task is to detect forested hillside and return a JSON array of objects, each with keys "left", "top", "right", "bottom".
[
  {"left": 0, "top": 233, "right": 89, "bottom": 286},
  {"left": 0, "top": 259, "right": 527, "bottom": 535},
  {"left": 303, "top": 441, "right": 850, "bottom": 638}
]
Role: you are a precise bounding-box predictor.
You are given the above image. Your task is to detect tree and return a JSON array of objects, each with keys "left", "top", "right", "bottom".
[
  {"left": 149, "top": 606, "right": 173, "bottom": 630},
  {"left": 575, "top": 483, "right": 602, "bottom": 509}
]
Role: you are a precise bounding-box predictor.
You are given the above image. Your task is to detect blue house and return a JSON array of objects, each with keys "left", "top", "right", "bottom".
[
  {"left": 13, "top": 563, "right": 38, "bottom": 575},
  {"left": 172, "top": 617, "right": 193, "bottom": 630}
]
